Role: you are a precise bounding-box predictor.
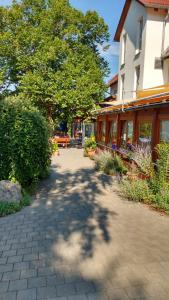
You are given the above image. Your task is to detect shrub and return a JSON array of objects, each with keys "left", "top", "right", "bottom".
[
  {"left": 94, "top": 151, "right": 113, "bottom": 173},
  {"left": 132, "top": 146, "right": 154, "bottom": 177},
  {"left": 153, "top": 184, "right": 169, "bottom": 211},
  {"left": 113, "top": 155, "right": 128, "bottom": 175},
  {"left": 94, "top": 151, "right": 127, "bottom": 175},
  {"left": 0, "top": 96, "right": 51, "bottom": 187},
  {"left": 0, "top": 194, "right": 31, "bottom": 217},
  {"left": 121, "top": 179, "right": 153, "bottom": 203},
  {"left": 155, "top": 143, "right": 169, "bottom": 182},
  {"left": 84, "top": 135, "right": 97, "bottom": 150},
  {"left": 149, "top": 143, "right": 169, "bottom": 194}
]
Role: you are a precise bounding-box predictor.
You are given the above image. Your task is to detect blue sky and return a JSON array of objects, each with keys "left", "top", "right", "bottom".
[{"left": 0, "top": 0, "right": 125, "bottom": 82}]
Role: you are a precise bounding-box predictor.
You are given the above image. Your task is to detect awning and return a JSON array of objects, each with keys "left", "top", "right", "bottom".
[{"left": 94, "top": 84, "right": 169, "bottom": 115}]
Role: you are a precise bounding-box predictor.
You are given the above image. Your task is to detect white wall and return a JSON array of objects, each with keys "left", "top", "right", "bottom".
[
  {"left": 117, "top": 1, "right": 169, "bottom": 102},
  {"left": 163, "top": 58, "right": 169, "bottom": 83},
  {"left": 117, "top": 0, "right": 147, "bottom": 101},
  {"left": 143, "top": 8, "right": 169, "bottom": 89}
]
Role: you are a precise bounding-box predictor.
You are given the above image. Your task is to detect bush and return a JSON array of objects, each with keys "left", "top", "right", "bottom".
[
  {"left": 153, "top": 184, "right": 169, "bottom": 211},
  {"left": 121, "top": 179, "right": 152, "bottom": 203},
  {"left": 132, "top": 146, "right": 154, "bottom": 177},
  {"left": 0, "top": 194, "right": 31, "bottom": 217},
  {"left": 94, "top": 151, "right": 127, "bottom": 175},
  {"left": 0, "top": 96, "right": 51, "bottom": 187}
]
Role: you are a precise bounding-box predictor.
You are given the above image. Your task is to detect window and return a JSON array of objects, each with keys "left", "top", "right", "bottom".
[
  {"left": 139, "top": 122, "right": 152, "bottom": 146},
  {"left": 108, "top": 121, "right": 117, "bottom": 146},
  {"left": 101, "top": 121, "right": 106, "bottom": 143},
  {"left": 121, "top": 34, "right": 127, "bottom": 65},
  {"left": 121, "top": 121, "right": 133, "bottom": 148},
  {"left": 135, "top": 66, "right": 140, "bottom": 91},
  {"left": 160, "top": 120, "right": 169, "bottom": 142},
  {"left": 121, "top": 74, "right": 125, "bottom": 99},
  {"left": 136, "top": 17, "right": 143, "bottom": 53}
]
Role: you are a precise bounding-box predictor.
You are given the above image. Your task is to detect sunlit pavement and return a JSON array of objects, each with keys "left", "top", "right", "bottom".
[{"left": 0, "top": 148, "right": 169, "bottom": 300}]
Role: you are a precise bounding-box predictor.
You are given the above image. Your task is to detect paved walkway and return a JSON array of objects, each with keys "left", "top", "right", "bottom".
[{"left": 1, "top": 149, "right": 169, "bottom": 300}]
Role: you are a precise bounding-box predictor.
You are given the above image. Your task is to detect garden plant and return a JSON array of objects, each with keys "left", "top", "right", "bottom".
[{"left": 121, "top": 143, "right": 169, "bottom": 212}]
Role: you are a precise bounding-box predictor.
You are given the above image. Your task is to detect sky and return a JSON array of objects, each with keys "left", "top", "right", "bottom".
[{"left": 0, "top": 0, "right": 125, "bottom": 82}]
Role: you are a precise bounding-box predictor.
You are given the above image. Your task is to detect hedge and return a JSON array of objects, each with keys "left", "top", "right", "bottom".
[{"left": 0, "top": 96, "right": 51, "bottom": 187}]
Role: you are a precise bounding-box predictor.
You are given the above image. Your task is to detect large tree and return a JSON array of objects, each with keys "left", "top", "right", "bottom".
[{"left": 0, "top": 0, "right": 109, "bottom": 122}]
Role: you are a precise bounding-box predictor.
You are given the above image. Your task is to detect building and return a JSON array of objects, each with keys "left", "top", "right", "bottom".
[
  {"left": 95, "top": 0, "right": 169, "bottom": 154},
  {"left": 99, "top": 74, "right": 118, "bottom": 108},
  {"left": 116, "top": 0, "right": 169, "bottom": 101}
]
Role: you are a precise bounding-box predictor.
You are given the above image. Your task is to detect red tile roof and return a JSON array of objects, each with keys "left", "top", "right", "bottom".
[
  {"left": 108, "top": 74, "right": 118, "bottom": 87},
  {"left": 114, "top": 0, "right": 169, "bottom": 41},
  {"left": 140, "top": 0, "right": 169, "bottom": 6}
]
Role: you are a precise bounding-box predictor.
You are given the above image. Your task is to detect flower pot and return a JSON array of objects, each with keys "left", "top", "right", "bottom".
[
  {"left": 127, "top": 173, "right": 138, "bottom": 180},
  {"left": 87, "top": 149, "right": 96, "bottom": 158}
]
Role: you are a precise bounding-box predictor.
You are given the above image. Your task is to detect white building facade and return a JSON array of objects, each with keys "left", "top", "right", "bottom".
[{"left": 114, "top": 0, "right": 169, "bottom": 102}]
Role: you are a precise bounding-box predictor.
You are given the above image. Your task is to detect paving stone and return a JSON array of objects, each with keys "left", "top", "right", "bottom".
[
  {"left": 28, "top": 276, "right": 46, "bottom": 288},
  {"left": 2, "top": 271, "right": 20, "bottom": 281},
  {"left": 0, "top": 281, "right": 9, "bottom": 293},
  {"left": 23, "top": 253, "right": 38, "bottom": 262},
  {"left": 68, "top": 295, "right": 88, "bottom": 300},
  {"left": 20, "top": 269, "right": 37, "bottom": 279},
  {"left": 0, "top": 245, "right": 11, "bottom": 252},
  {"left": 30, "top": 260, "right": 46, "bottom": 269},
  {"left": 8, "top": 256, "right": 23, "bottom": 264},
  {"left": 46, "top": 274, "right": 64, "bottom": 286},
  {"left": 11, "top": 244, "right": 25, "bottom": 250},
  {"left": 0, "top": 257, "right": 8, "bottom": 264},
  {"left": 9, "top": 279, "right": 27, "bottom": 291},
  {"left": 0, "top": 292, "right": 17, "bottom": 300},
  {"left": 6, "top": 240, "right": 18, "bottom": 245},
  {"left": 0, "top": 264, "right": 13, "bottom": 273},
  {"left": 37, "top": 286, "right": 57, "bottom": 299},
  {"left": 56, "top": 283, "right": 76, "bottom": 297},
  {"left": 2, "top": 250, "right": 17, "bottom": 258},
  {"left": 13, "top": 262, "right": 29, "bottom": 271},
  {"left": 17, "top": 248, "right": 32, "bottom": 256},
  {"left": 87, "top": 293, "right": 103, "bottom": 300},
  {"left": 75, "top": 282, "right": 96, "bottom": 294},
  {"left": 38, "top": 267, "right": 55, "bottom": 277},
  {"left": 17, "top": 288, "right": 36, "bottom": 300}
]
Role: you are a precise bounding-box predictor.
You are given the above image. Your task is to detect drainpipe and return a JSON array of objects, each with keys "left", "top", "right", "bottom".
[{"left": 161, "top": 8, "right": 169, "bottom": 57}]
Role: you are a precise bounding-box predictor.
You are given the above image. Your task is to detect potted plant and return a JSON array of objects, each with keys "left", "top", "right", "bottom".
[{"left": 84, "top": 136, "right": 97, "bottom": 158}]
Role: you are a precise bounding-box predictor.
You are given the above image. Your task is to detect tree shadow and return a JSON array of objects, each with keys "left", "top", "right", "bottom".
[
  {"left": 33, "top": 164, "right": 115, "bottom": 258},
  {"left": 26, "top": 159, "right": 151, "bottom": 299}
]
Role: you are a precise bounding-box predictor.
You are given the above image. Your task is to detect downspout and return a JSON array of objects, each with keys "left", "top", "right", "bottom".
[{"left": 161, "top": 8, "right": 169, "bottom": 57}]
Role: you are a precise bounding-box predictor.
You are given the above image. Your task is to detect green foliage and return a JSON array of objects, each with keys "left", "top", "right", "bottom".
[
  {"left": 121, "top": 143, "right": 169, "bottom": 212},
  {"left": 132, "top": 146, "right": 154, "bottom": 177},
  {"left": 149, "top": 143, "right": 169, "bottom": 194},
  {"left": 0, "top": 96, "right": 51, "bottom": 187},
  {"left": 0, "top": 0, "right": 109, "bottom": 121},
  {"left": 155, "top": 143, "right": 169, "bottom": 182},
  {"left": 113, "top": 155, "right": 128, "bottom": 175},
  {"left": 50, "top": 140, "right": 59, "bottom": 153},
  {"left": 94, "top": 151, "right": 127, "bottom": 175},
  {"left": 152, "top": 184, "right": 169, "bottom": 211},
  {"left": 0, "top": 194, "right": 31, "bottom": 217},
  {"left": 84, "top": 135, "right": 97, "bottom": 150},
  {"left": 121, "top": 179, "right": 152, "bottom": 203}
]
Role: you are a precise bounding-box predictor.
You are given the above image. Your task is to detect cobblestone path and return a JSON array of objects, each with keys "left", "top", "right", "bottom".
[{"left": 0, "top": 149, "right": 169, "bottom": 300}]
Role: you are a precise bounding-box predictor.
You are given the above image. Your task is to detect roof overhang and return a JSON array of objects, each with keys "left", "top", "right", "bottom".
[
  {"left": 114, "top": 0, "right": 169, "bottom": 42},
  {"left": 94, "top": 85, "right": 169, "bottom": 115}
]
